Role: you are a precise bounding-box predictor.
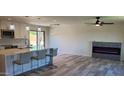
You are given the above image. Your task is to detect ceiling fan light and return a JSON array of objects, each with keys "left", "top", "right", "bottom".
[
  {"left": 95, "top": 24, "right": 100, "bottom": 26},
  {"left": 9, "top": 24, "right": 15, "bottom": 30},
  {"left": 38, "top": 27, "right": 41, "bottom": 31}
]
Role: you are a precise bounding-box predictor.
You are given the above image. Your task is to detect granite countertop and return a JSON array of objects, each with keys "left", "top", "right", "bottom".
[{"left": 0, "top": 48, "right": 44, "bottom": 56}]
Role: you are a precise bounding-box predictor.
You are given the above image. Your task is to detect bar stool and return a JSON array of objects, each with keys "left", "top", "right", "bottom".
[
  {"left": 31, "top": 49, "right": 46, "bottom": 71},
  {"left": 46, "top": 48, "right": 58, "bottom": 69},
  {"left": 13, "top": 52, "right": 31, "bottom": 76}
]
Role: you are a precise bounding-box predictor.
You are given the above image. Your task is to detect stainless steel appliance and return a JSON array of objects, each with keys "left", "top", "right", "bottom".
[{"left": 1, "top": 29, "right": 14, "bottom": 38}]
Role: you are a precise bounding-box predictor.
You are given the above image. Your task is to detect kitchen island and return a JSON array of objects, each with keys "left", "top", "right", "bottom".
[{"left": 0, "top": 48, "right": 49, "bottom": 76}]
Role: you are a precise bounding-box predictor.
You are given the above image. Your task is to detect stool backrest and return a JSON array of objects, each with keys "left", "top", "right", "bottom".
[
  {"left": 53, "top": 48, "right": 58, "bottom": 56},
  {"left": 37, "top": 49, "right": 46, "bottom": 59},
  {"left": 49, "top": 48, "right": 58, "bottom": 56},
  {"left": 20, "top": 52, "right": 31, "bottom": 64}
]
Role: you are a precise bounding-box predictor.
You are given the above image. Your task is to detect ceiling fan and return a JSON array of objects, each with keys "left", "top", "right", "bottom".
[{"left": 86, "top": 17, "right": 114, "bottom": 26}]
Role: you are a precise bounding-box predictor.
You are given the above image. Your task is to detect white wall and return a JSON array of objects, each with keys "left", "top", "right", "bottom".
[{"left": 49, "top": 23, "right": 124, "bottom": 61}]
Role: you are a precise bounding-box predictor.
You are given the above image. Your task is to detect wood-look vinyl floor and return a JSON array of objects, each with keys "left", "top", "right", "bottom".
[{"left": 22, "top": 54, "right": 124, "bottom": 76}]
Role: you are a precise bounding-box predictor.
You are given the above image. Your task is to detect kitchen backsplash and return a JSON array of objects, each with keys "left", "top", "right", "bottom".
[{"left": 0, "top": 38, "right": 26, "bottom": 46}]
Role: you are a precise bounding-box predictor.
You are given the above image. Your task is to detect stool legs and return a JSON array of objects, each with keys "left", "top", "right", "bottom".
[
  {"left": 48, "top": 56, "right": 57, "bottom": 69},
  {"left": 13, "top": 64, "right": 15, "bottom": 76},
  {"left": 13, "top": 63, "right": 24, "bottom": 76},
  {"left": 22, "top": 64, "right": 23, "bottom": 73},
  {"left": 37, "top": 60, "right": 39, "bottom": 68}
]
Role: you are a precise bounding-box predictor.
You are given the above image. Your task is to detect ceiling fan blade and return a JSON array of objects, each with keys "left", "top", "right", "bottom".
[
  {"left": 85, "top": 23, "right": 96, "bottom": 25},
  {"left": 102, "top": 22, "right": 114, "bottom": 24}
]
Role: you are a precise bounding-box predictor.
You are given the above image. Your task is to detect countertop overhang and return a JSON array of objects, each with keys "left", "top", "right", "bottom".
[{"left": 0, "top": 48, "right": 44, "bottom": 56}]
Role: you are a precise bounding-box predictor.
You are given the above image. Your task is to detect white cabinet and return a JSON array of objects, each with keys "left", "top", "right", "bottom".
[
  {"left": 0, "top": 21, "right": 10, "bottom": 29},
  {"left": 15, "top": 23, "right": 24, "bottom": 38},
  {"left": 14, "top": 23, "right": 29, "bottom": 39},
  {"left": 14, "top": 22, "right": 21, "bottom": 38},
  {"left": 19, "top": 24, "right": 29, "bottom": 39},
  {"left": 14, "top": 23, "right": 25, "bottom": 39}
]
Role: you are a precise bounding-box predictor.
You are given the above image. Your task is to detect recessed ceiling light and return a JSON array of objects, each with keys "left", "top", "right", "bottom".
[
  {"left": 8, "top": 18, "right": 12, "bottom": 21},
  {"left": 38, "top": 27, "right": 41, "bottom": 31}
]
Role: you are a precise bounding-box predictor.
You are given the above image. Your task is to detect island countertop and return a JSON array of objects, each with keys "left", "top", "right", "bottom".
[
  {"left": 0, "top": 48, "right": 44, "bottom": 56},
  {"left": 0, "top": 48, "right": 50, "bottom": 76}
]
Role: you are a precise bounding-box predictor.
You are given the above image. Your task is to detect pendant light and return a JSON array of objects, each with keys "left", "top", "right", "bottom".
[
  {"left": 7, "top": 17, "right": 15, "bottom": 30},
  {"left": 25, "top": 26, "right": 30, "bottom": 31},
  {"left": 9, "top": 24, "right": 15, "bottom": 30},
  {"left": 38, "top": 27, "right": 41, "bottom": 31}
]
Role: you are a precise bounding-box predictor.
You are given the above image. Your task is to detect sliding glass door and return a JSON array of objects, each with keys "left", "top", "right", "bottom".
[
  {"left": 29, "top": 31, "right": 37, "bottom": 50},
  {"left": 38, "top": 31, "right": 45, "bottom": 49},
  {"left": 29, "top": 31, "right": 45, "bottom": 50}
]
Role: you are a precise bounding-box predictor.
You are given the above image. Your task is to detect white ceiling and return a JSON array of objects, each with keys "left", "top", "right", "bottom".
[{"left": 0, "top": 16, "right": 124, "bottom": 26}]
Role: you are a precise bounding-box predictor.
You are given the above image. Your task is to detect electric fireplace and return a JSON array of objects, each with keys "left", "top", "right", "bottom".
[{"left": 92, "top": 42, "right": 121, "bottom": 61}]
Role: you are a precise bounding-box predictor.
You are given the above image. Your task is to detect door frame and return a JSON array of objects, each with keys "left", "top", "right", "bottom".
[{"left": 29, "top": 30, "right": 45, "bottom": 49}]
